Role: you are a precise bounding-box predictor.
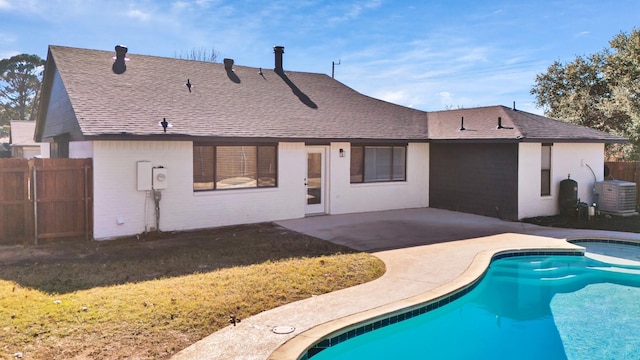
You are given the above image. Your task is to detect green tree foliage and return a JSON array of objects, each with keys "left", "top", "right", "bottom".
[
  {"left": 531, "top": 28, "right": 640, "bottom": 160},
  {"left": 0, "top": 54, "right": 45, "bottom": 125}
]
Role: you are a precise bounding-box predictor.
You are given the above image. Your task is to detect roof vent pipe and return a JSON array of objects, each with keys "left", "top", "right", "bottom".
[
  {"left": 459, "top": 116, "right": 465, "bottom": 131},
  {"left": 496, "top": 116, "right": 513, "bottom": 130},
  {"left": 513, "top": 101, "right": 516, "bottom": 111},
  {"left": 112, "top": 44, "right": 128, "bottom": 74},
  {"left": 274, "top": 46, "right": 284, "bottom": 74},
  {"left": 224, "top": 58, "right": 234, "bottom": 71}
]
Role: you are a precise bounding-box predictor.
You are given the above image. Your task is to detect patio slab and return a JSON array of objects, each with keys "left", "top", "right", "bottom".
[{"left": 172, "top": 208, "right": 640, "bottom": 360}]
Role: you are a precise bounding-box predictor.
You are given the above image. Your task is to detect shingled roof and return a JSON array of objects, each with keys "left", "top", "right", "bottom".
[
  {"left": 36, "top": 45, "right": 427, "bottom": 142},
  {"left": 36, "top": 45, "right": 625, "bottom": 145},
  {"left": 427, "top": 106, "right": 625, "bottom": 143}
]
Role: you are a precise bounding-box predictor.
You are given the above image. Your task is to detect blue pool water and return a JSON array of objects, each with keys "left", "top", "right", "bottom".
[{"left": 310, "top": 254, "right": 640, "bottom": 360}]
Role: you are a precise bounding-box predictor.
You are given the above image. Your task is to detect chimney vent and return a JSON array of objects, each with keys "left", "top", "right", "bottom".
[
  {"left": 224, "top": 58, "right": 234, "bottom": 71},
  {"left": 115, "top": 45, "right": 128, "bottom": 58},
  {"left": 274, "top": 46, "right": 284, "bottom": 73},
  {"left": 112, "top": 45, "right": 128, "bottom": 74}
]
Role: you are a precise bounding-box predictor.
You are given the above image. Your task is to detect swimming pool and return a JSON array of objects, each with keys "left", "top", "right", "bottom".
[{"left": 306, "top": 249, "right": 640, "bottom": 359}]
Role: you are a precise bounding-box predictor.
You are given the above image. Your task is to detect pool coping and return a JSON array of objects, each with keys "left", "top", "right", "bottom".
[
  {"left": 269, "top": 236, "right": 638, "bottom": 360},
  {"left": 172, "top": 207, "right": 640, "bottom": 360}
]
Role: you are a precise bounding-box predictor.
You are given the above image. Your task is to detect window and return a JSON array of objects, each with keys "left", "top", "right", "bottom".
[
  {"left": 193, "top": 144, "right": 277, "bottom": 191},
  {"left": 541, "top": 144, "right": 552, "bottom": 196},
  {"left": 350, "top": 145, "right": 406, "bottom": 183}
]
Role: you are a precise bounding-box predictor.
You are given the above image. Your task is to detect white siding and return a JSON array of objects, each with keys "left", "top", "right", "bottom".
[
  {"left": 89, "top": 140, "right": 430, "bottom": 240},
  {"left": 91, "top": 141, "right": 306, "bottom": 239},
  {"left": 39, "top": 143, "right": 50, "bottom": 158},
  {"left": 69, "top": 141, "right": 93, "bottom": 158},
  {"left": 328, "top": 142, "right": 429, "bottom": 214},
  {"left": 518, "top": 142, "right": 604, "bottom": 219}
]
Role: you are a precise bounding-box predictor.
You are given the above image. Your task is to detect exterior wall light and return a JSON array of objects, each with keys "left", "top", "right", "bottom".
[{"left": 339, "top": 148, "right": 345, "bottom": 157}]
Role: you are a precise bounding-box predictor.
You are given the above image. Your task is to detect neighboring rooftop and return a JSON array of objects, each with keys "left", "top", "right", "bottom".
[{"left": 9, "top": 120, "right": 38, "bottom": 146}]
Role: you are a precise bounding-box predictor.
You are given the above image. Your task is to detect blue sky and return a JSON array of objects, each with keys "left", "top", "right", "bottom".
[{"left": 1, "top": 0, "right": 639, "bottom": 115}]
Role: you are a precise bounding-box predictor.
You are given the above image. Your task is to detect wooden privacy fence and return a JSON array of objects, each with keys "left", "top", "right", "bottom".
[
  {"left": 0, "top": 158, "right": 92, "bottom": 245},
  {"left": 605, "top": 161, "right": 640, "bottom": 206}
]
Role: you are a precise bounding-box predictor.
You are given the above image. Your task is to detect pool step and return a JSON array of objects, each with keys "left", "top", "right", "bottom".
[{"left": 588, "top": 266, "right": 640, "bottom": 275}]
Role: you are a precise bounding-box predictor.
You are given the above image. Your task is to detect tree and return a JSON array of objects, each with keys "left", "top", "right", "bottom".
[
  {"left": 0, "top": 54, "right": 45, "bottom": 125},
  {"left": 531, "top": 28, "right": 640, "bottom": 160},
  {"left": 173, "top": 48, "right": 219, "bottom": 63}
]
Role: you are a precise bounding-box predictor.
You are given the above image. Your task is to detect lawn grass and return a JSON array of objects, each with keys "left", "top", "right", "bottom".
[{"left": 0, "top": 224, "right": 385, "bottom": 359}]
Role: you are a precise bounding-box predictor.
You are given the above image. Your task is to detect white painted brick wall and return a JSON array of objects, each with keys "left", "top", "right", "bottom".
[
  {"left": 81, "top": 139, "right": 605, "bottom": 237},
  {"left": 328, "top": 142, "right": 430, "bottom": 214},
  {"left": 90, "top": 141, "right": 307, "bottom": 239},
  {"left": 69, "top": 141, "right": 93, "bottom": 158},
  {"left": 84, "top": 140, "right": 431, "bottom": 240},
  {"left": 518, "top": 142, "right": 604, "bottom": 219}
]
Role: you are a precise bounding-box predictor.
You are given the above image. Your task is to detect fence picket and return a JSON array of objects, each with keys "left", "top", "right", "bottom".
[
  {"left": 605, "top": 161, "right": 640, "bottom": 207},
  {"left": 0, "top": 158, "right": 92, "bottom": 244}
]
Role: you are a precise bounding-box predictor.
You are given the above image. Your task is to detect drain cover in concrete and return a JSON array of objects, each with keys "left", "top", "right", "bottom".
[{"left": 272, "top": 326, "right": 295, "bottom": 334}]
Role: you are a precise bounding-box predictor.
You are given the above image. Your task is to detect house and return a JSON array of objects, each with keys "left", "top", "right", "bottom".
[
  {"left": 35, "top": 45, "right": 625, "bottom": 240},
  {"left": 0, "top": 136, "right": 8, "bottom": 158},
  {"left": 426, "top": 107, "right": 623, "bottom": 220},
  {"left": 9, "top": 121, "right": 50, "bottom": 158}
]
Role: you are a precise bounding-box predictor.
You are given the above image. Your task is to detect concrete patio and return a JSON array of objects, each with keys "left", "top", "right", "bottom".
[{"left": 172, "top": 208, "right": 640, "bottom": 360}]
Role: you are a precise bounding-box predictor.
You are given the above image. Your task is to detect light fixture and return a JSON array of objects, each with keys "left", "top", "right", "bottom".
[{"left": 339, "top": 148, "right": 345, "bottom": 157}]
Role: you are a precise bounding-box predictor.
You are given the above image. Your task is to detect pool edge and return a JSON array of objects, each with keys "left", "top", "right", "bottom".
[{"left": 268, "top": 240, "right": 587, "bottom": 360}]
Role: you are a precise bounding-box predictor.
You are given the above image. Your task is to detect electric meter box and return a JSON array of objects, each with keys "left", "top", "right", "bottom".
[
  {"left": 152, "top": 167, "right": 168, "bottom": 190},
  {"left": 136, "top": 161, "right": 152, "bottom": 191}
]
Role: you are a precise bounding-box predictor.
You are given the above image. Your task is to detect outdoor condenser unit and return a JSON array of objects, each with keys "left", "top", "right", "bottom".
[{"left": 594, "top": 180, "right": 638, "bottom": 216}]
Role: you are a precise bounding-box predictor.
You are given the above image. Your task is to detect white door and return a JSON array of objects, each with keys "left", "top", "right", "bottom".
[{"left": 305, "top": 147, "right": 327, "bottom": 215}]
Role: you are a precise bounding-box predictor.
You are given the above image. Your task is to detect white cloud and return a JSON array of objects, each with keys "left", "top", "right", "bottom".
[
  {"left": 329, "top": 0, "right": 383, "bottom": 23},
  {"left": 0, "top": 50, "right": 19, "bottom": 59},
  {"left": 0, "top": 0, "right": 12, "bottom": 10},
  {"left": 377, "top": 90, "right": 407, "bottom": 104},
  {"left": 0, "top": 0, "right": 44, "bottom": 13},
  {"left": 439, "top": 91, "right": 452, "bottom": 100},
  {"left": 171, "top": 1, "right": 190, "bottom": 11},
  {"left": 171, "top": 0, "right": 218, "bottom": 11},
  {"left": 127, "top": 8, "right": 152, "bottom": 21},
  {"left": 0, "top": 31, "right": 16, "bottom": 43}
]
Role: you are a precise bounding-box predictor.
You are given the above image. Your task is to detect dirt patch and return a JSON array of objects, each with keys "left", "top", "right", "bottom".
[
  {"left": 0, "top": 223, "right": 345, "bottom": 266},
  {"left": 522, "top": 213, "right": 640, "bottom": 234}
]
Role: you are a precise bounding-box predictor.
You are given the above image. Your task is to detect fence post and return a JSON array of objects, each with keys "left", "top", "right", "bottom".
[
  {"left": 32, "top": 162, "right": 38, "bottom": 245},
  {"left": 637, "top": 162, "right": 640, "bottom": 207},
  {"left": 84, "top": 164, "right": 89, "bottom": 241}
]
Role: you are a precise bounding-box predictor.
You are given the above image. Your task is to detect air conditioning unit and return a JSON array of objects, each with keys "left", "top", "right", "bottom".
[{"left": 594, "top": 180, "right": 638, "bottom": 216}]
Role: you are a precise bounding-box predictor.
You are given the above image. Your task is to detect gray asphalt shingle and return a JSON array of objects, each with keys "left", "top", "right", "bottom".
[
  {"left": 47, "top": 45, "right": 427, "bottom": 141},
  {"left": 41, "top": 45, "right": 625, "bottom": 144}
]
